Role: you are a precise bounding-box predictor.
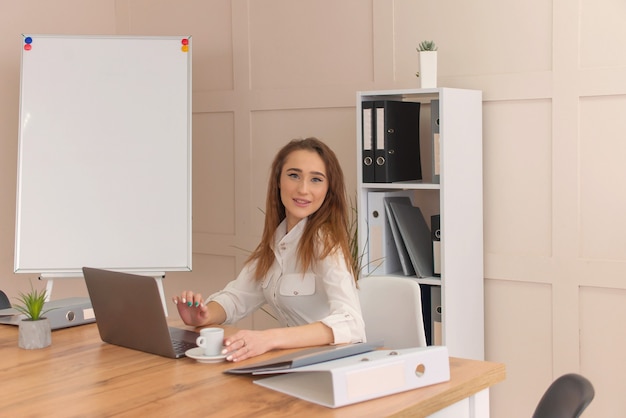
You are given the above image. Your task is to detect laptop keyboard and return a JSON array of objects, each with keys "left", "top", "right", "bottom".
[
  {"left": 172, "top": 339, "right": 196, "bottom": 354},
  {"left": 168, "top": 327, "right": 202, "bottom": 356}
]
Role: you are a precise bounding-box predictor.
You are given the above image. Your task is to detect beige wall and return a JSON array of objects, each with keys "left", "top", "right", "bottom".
[{"left": 1, "top": 1, "right": 625, "bottom": 416}]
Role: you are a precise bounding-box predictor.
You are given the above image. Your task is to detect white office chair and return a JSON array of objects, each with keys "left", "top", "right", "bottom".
[{"left": 358, "top": 275, "right": 427, "bottom": 349}]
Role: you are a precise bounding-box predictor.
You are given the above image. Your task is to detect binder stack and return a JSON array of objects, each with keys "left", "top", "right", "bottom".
[
  {"left": 386, "top": 200, "right": 433, "bottom": 278},
  {"left": 366, "top": 190, "right": 414, "bottom": 274},
  {"left": 361, "top": 100, "right": 421, "bottom": 183},
  {"left": 384, "top": 196, "right": 416, "bottom": 276},
  {"left": 365, "top": 190, "right": 444, "bottom": 346},
  {"left": 364, "top": 190, "right": 435, "bottom": 279}
]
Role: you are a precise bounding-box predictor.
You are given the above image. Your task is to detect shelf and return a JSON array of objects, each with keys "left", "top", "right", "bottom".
[
  {"left": 361, "top": 182, "right": 441, "bottom": 190},
  {"left": 356, "top": 87, "right": 484, "bottom": 360},
  {"left": 358, "top": 88, "right": 441, "bottom": 103},
  {"left": 363, "top": 274, "right": 442, "bottom": 287}
]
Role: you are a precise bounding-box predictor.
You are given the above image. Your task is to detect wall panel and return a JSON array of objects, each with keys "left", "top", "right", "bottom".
[
  {"left": 125, "top": 0, "right": 234, "bottom": 91},
  {"left": 192, "top": 112, "right": 236, "bottom": 236},
  {"left": 248, "top": 0, "right": 373, "bottom": 89},
  {"left": 579, "top": 286, "right": 626, "bottom": 418},
  {"left": 579, "top": 95, "right": 626, "bottom": 261},
  {"left": 580, "top": 0, "right": 626, "bottom": 68},
  {"left": 483, "top": 100, "right": 553, "bottom": 258},
  {"left": 395, "top": 0, "right": 553, "bottom": 80},
  {"left": 485, "top": 278, "right": 553, "bottom": 418}
]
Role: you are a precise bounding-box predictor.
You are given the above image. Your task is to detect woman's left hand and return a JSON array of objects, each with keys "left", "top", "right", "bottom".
[{"left": 222, "top": 329, "right": 276, "bottom": 362}]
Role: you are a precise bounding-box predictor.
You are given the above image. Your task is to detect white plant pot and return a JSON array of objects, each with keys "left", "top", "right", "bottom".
[
  {"left": 419, "top": 51, "right": 438, "bottom": 88},
  {"left": 18, "top": 318, "right": 51, "bottom": 349}
]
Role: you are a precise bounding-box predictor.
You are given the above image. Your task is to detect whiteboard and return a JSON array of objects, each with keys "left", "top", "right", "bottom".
[{"left": 15, "top": 35, "right": 192, "bottom": 275}]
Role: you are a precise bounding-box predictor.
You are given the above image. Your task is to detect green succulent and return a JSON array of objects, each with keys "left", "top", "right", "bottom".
[
  {"left": 417, "top": 40, "right": 438, "bottom": 52},
  {"left": 13, "top": 284, "right": 51, "bottom": 320}
]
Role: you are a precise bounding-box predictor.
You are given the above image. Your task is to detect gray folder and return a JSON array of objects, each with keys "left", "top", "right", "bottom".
[
  {"left": 384, "top": 197, "right": 415, "bottom": 276},
  {"left": 225, "top": 341, "right": 383, "bottom": 375},
  {"left": 388, "top": 201, "right": 434, "bottom": 278}
]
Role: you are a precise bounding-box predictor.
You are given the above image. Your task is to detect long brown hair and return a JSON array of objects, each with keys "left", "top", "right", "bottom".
[{"left": 246, "top": 137, "right": 355, "bottom": 282}]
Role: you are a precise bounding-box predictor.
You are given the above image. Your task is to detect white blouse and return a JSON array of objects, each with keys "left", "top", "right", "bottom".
[{"left": 207, "top": 218, "right": 366, "bottom": 344}]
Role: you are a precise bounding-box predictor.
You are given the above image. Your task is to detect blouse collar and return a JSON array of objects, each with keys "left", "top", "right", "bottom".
[{"left": 276, "top": 217, "right": 308, "bottom": 246}]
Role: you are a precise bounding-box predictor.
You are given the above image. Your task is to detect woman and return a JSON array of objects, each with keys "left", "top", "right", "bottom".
[{"left": 173, "top": 137, "right": 365, "bottom": 362}]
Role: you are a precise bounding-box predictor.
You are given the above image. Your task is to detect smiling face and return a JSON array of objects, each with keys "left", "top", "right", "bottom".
[{"left": 279, "top": 149, "right": 329, "bottom": 232}]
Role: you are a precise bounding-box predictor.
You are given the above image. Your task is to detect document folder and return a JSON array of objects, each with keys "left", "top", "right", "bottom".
[
  {"left": 388, "top": 201, "right": 434, "bottom": 278},
  {"left": 253, "top": 346, "right": 450, "bottom": 408},
  {"left": 361, "top": 101, "right": 375, "bottom": 183},
  {"left": 0, "top": 297, "right": 95, "bottom": 329},
  {"left": 431, "top": 99, "right": 441, "bottom": 183},
  {"left": 431, "top": 286, "right": 443, "bottom": 346},
  {"left": 373, "top": 101, "right": 421, "bottom": 183},
  {"left": 431, "top": 214, "right": 441, "bottom": 277},
  {"left": 367, "top": 190, "right": 413, "bottom": 274},
  {"left": 383, "top": 196, "right": 416, "bottom": 276},
  {"left": 420, "top": 284, "right": 433, "bottom": 345},
  {"left": 225, "top": 341, "right": 382, "bottom": 375}
]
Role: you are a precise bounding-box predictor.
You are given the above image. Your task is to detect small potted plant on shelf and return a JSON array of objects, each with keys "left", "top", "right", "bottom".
[
  {"left": 14, "top": 284, "right": 52, "bottom": 349},
  {"left": 416, "top": 40, "right": 438, "bottom": 88}
]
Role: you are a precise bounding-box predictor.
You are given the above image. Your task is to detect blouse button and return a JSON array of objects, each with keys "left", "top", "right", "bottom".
[{"left": 293, "top": 291, "right": 299, "bottom": 295}]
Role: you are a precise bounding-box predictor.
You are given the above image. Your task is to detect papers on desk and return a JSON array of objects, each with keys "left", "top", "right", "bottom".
[{"left": 249, "top": 345, "right": 451, "bottom": 408}]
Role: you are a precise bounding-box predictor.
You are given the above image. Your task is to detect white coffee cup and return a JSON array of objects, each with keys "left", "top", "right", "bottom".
[{"left": 196, "top": 327, "right": 224, "bottom": 356}]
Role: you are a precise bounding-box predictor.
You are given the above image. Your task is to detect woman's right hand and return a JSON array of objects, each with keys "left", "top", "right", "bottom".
[{"left": 172, "top": 291, "right": 210, "bottom": 326}]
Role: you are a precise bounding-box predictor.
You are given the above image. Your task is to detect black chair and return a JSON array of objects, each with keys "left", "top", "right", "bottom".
[
  {"left": 532, "top": 373, "right": 595, "bottom": 418},
  {"left": 0, "top": 290, "right": 11, "bottom": 309}
]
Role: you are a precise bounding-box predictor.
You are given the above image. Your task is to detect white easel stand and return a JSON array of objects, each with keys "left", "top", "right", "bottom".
[{"left": 41, "top": 272, "right": 169, "bottom": 317}]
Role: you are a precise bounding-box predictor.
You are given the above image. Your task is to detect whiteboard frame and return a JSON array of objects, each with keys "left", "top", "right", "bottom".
[{"left": 14, "top": 35, "right": 192, "bottom": 275}]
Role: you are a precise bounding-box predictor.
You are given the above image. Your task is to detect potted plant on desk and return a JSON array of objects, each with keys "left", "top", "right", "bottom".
[{"left": 14, "top": 284, "right": 52, "bottom": 349}]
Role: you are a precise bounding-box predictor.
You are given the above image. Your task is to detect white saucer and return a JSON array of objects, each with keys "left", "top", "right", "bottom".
[{"left": 185, "top": 347, "right": 227, "bottom": 363}]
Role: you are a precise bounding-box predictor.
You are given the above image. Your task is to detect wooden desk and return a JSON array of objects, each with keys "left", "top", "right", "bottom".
[{"left": 0, "top": 323, "right": 504, "bottom": 417}]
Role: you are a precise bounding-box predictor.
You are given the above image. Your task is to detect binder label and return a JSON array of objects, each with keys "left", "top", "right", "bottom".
[
  {"left": 376, "top": 107, "right": 385, "bottom": 150},
  {"left": 346, "top": 361, "right": 406, "bottom": 401},
  {"left": 363, "top": 108, "right": 373, "bottom": 151}
]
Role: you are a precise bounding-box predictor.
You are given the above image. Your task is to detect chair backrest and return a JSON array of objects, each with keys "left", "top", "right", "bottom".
[
  {"left": 532, "top": 373, "right": 595, "bottom": 418},
  {"left": 358, "top": 275, "right": 427, "bottom": 349}
]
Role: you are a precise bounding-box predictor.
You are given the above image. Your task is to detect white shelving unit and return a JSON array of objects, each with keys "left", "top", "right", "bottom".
[{"left": 356, "top": 88, "right": 484, "bottom": 360}]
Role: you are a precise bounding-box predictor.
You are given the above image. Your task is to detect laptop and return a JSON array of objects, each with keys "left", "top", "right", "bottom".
[{"left": 82, "top": 267, "right": 199, "bottom": 359}]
